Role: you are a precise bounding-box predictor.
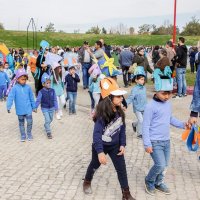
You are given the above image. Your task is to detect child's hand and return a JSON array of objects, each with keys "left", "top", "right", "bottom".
[
  {"left": 185, "top": 122, "right": 191, "bottom": 130},
  {"left": 98, "top": 152, "right": 107, "bottom": 165},
  {"left": 72, "top": 74, "right": 75, "bottom": 78},
  {"left": 7, "top": 110, "right": 10, "bottom": 113},
  {"left": 117, "top": 146, "right": 125, "bottom": 155},
  {"left": 145, "top": 147, "right": 153, "bottom": 154}
]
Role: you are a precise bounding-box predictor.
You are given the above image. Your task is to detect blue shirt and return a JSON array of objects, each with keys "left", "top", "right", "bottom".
[
  {"left": 126, "top": 84, "right": 147, "bottom": 112},
  {"left": 142, "top": 96, "right": 185, "bottom": 148},
  {"left": 89, "top": 76, "right": 101, "bottom": 93},
  {"left": 0, "top": 71, "right": 10, "bottom": 86},
  {"left": 7, "top": 84, "right": 36, "bottom": 115}
]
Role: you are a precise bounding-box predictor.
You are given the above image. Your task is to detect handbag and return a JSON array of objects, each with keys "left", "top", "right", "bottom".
[{"left": 128, "top": 63, "right": 137, "bottom": 74}]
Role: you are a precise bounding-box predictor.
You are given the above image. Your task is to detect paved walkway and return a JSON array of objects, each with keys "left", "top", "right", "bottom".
[{"left": 0, "top": 77, "right": 200, "bottom": 200}]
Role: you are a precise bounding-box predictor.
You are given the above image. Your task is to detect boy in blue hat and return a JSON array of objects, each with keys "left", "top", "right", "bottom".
[
  {"left": 7, "top": 69, "right": 36, "bottom": 142},
  {"left": 142, "top": 67, "right": 188, "bottom": 195},
  {"left": 36, "top": 73, "right": 58, "bottom": 139},
  {"left": 126, "top": 66, "right": 147, "bottom": 139}
]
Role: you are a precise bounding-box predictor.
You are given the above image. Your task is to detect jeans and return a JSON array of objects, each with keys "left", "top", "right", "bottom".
[
  {"left": 122, "top": 66, "right": 131, "bottom": 86},
  {"left": 82, "top": 63, "right": 91, "bottom": 88},
  {"left": 18, "top": 115, "right": 33, "bottom": 139},
  {"left": 85, "top": 145, "right": 129, "bottom": 189},
  {"left": 190, "top": 62, "right": 196, "bottom": 73},
  {"left": 67, "top": 92, "right": 77, "bottom": 113},
  {"left": 93, "top": 93, "right": 100, "bottom": 107},
  {"left": 43, "top": 111, "right": 54, "bottom": 134},
  {"left": 145, "top": 140, "right": 170, "bottom": 189},
  {"left": 133, "top": 111, "right": 143, "bottom": 136},
  {"left": 0, "top": 85, "right": 7, "bottom": 99},
  {"left": 176, "top": 68, "right": 187, "bottom": 96},
  {"left": 88, "top": 91, "right": 95, "bottom": 110}
]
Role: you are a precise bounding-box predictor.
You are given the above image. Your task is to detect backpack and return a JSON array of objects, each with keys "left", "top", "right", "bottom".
[{"left": 195, "top": 52, "right": 200, "bottom": 65}]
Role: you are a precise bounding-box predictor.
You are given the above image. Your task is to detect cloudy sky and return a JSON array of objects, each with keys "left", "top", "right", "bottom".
[{"left": 0, "top": 0, "right": 200, "bottom": 32}]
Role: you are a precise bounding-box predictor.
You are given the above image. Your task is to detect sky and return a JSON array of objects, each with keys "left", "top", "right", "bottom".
[{"left": 0, "top": 0, "right": 200, "bottom": 33}]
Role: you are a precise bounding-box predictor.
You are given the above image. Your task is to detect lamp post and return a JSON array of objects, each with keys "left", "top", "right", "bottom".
[{"left": 172, "top": 0, "right": 177, "bottom": 47}]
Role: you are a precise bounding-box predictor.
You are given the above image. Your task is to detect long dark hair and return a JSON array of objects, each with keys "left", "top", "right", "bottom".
[
  {"left": 94, "top": 95, "right": 125, "bottom": 125},
  {"left": 53, "top": 66, "right": 62, "bottom": 83}
]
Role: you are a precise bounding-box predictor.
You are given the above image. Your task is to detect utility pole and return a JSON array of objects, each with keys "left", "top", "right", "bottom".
[{"left": 172, "top": 0, "right": 177, "bottom": 47}]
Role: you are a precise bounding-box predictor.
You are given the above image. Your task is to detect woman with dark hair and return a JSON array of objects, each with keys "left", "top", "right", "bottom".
[
  {"left": 152, "top": 45, "right": 160, "bottom": 66},
  {"left": 155, "top": 49, "right": 170, "bottom": 72},
  {"left": 133, "top": 46, "right": 153, "bottom": 75},
  {"left": 83, "top": 77, "right": 135, "bottom": 200}
]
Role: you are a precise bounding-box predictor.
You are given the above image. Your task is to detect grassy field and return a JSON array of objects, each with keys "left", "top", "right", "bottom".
[{"left": 0, "top": 30, "right": 200, "bottom": 49}]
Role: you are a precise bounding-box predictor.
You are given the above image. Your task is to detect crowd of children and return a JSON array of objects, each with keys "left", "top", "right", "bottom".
[{"left": 0, "top": 39, "right": 198, "bottom": 200}]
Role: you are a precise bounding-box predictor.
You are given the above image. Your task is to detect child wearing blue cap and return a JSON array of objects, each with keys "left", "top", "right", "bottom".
[
  {"left": 35, "top": 73, "right": 58, "bottom": 139},
  {"left": 7, "top": 69, "right": 36, "bottom": 142},
  {"left": 126, "top": 66, "right": 147, "bottom": 139},
  {"left": 142, "top": 67, "right": 188, "bottom": 196}
]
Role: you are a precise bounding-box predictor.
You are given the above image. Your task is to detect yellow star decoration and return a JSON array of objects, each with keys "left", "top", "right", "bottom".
[{"left": 101, "top": 53, "right": 117, "bottom": 76}]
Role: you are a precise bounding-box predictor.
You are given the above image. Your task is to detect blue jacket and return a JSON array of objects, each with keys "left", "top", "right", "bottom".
[
  {"left": 0, "top": 71, "right": 10, "bottom": 86},
  {"left": 36, "top": 88, "right": 58, "bottom": 112},
  {"left": 119, "top": 49, "right": 134, "bottom": 67},
  {"left": 93, "top": 114, "right": 126, "bottom": 154},
  {"left": 7, "top": 84, "right": 36, "bottom": 115},
  {"left": 89, "top": 76, "right": 101, "bottom": 93},
  {"left": 126, "top": 85, "right": 147, "bottom": 112},
  {"left": 65, "top": 73, "right": 80, "bottom": 92},
  {"left": 6, "top": 54, "right": 15, "bottom": 72}
]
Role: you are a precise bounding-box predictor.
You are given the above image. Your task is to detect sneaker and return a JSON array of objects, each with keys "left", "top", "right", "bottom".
[
  {"left": 183, "top": 94, "right": 187, "bottom": 97},
  {"left": 155, "top": 184, "right": 171, "bottom": 195},
  {"left": 145, "top": 180, "right": 155, "bottom": 196},
  {"left": 20, "top": 138, "right": 26, "bottom": 142},
  {"left": 137, "top": 135, "right": 142, "bottom": 139},
  {"left": 27, "top": 135, "right": 33, "bottom": 141},
  {"left": 69, "top": 112, "right": 73, "bottom": 115},
  {"left": 72, "top": 112, "right": 77, "bottom": 115},
  {"left": 47, "top": 133, "right": 52, "bottom": 139},
  {"left": 124, "top": 85, "right": 129, "bottom": 88},
  {"left": 59, "top": 110, "right": 63, "bottom": 117},
  {"left": 56, "top": 113, "right": 61, "bottom": 120},
  {"left": 132, "top": 123, "right": 136, "bottom": 132},
  {"left": 172, "top": 95, "right": 182, "bottom": 99}
]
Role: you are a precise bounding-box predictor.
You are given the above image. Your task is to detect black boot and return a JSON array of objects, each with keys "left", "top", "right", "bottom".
[
  {"left": 122, "top": 187, "right": 136, "bottom": 200},
  {"left": 83, "top": 180, "right": 92, "bottom": 194}
]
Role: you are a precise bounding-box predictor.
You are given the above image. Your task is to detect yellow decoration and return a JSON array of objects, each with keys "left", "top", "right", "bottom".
[
  {"left": 101, "top": 53, "right": 117, "bottom": 76},
  {"left": 0, "top": 43, "right": 9, "bottom": 56}
]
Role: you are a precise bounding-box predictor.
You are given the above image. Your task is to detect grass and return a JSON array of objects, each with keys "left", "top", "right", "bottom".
[{"left": 0, "top": 30, "right": 200, "bottom": 49}]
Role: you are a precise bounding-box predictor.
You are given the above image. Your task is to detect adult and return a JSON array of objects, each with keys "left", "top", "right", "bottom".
[
  {"left": 133, "top": 47, "right": 153, "bottom": 76},
  {"left": 173, "top": 37, "right": 188, "bottom": 98},
  {"left": 165, "top": 41, "right": 176, "bottom": 72},
  {"left": 189, "top": 47, "right": 198, "bottom": 73},
  {"left": 152, "top": 46, "right": 160, "bottom": 66},
  {"left": 195, "top": 46, "right": 200, "bottom": 71},
  {"left": 35, "top": 48, "right": 49, "bottom": 96},
  {"left": 119, "top": 45, "right": 134, "bottom": 87},
  {"left": 79, "top": 41, "right": 92, "bottom": 89}
]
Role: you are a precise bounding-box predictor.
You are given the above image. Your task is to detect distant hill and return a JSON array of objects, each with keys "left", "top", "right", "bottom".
[{"left": 0, "top": 30, "right": 199, "bottom": 48}]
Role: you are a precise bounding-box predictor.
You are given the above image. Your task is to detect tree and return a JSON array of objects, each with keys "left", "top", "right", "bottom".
[
  {"left": 129, "top": 27, "right": 135, "bottom": 35},
  {"left": 181, "top": 16, "right": 200, "bottom": 36},
  {"left": 138, "top": 24, "right": 152, "bottom": 34},
  {"left": 102, "top": 27, "right": 107, "bottom": 34},
  {"left": 0, "top": 22, "right": 4, "bottom": 30},
  {"left": 86, "top": 26, "right": 101, "bottom": 34},
  {"left": 45, "top": 23, "right": 56, "bottom": 32}
]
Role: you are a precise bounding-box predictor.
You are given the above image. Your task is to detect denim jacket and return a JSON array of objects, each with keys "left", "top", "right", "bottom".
[
  {"left": 190, "top": 67, "right": 200, "bottom": 116},
  {"left": 126, "top": 84, "right": 147, "bottom": 112}
]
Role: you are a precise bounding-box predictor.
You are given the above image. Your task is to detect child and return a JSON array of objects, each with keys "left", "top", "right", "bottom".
[
  {"left": 7, "top": 69, "right": 36, "bottom": 142},
  {"left": 83, "top": 77, "right": 135, "bottom": 200},
  {"left": 51, "top": 62, "right": 65, "bottom": 120},
  {"left": 0, "top": 62, "right": 10, "bottom": 101},
  {"left": 126, "top": 66, "right": 147, "bottom": 139},
  {"left": 36, "top": 73, "right": 58, "bottom": 139},
  {"left": 65, "top": 61, "right": 80, "bottom": 115},
  {"left": 4, "top": 62, "right": 13, "bottom": 80},
  {"left": 88, "top": 64, "right": 102, "bottom": 113},
  {"left": 142, "top": 67, "right": 187, "bottom": 195}
]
